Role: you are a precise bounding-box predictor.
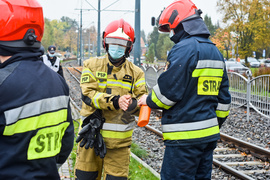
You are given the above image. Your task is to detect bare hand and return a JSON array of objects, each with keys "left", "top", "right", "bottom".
[
  {"left": 118, "top": 95, "right": 132, "bottom": 111},
  {"left": 138, "top": 94, "right": 148, "bottom": 106}
]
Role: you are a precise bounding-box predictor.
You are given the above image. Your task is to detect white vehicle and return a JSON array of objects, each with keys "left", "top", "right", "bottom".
[
  {"left": 225, "top": 61, "right": 250, "bottom": 75},
  {"left": 241, "top": 57, "right": 260, "bottom": 68}
]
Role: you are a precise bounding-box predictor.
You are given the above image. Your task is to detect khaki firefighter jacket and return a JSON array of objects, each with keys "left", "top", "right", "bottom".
[{"left": 80, "top": 55, "right": 147, "bottom": 149}]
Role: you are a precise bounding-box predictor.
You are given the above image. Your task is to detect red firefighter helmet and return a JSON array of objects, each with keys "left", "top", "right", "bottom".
[
  {"left": 158, "top": 0, "right": 199, "bottom": 33},
  {"left": 103, "top": 19, "right": 135, "bottom": 53},
  {"left": 0, "top": 0, "right": 44, "bottom": 48}
]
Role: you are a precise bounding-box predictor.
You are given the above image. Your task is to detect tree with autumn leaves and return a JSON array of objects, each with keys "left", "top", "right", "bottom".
[
  {"left": 212, "top": 0, "right": 270, "bottom": 63},
  {"left": 42, "top": 16, "right": 97, "bottom": 57}
]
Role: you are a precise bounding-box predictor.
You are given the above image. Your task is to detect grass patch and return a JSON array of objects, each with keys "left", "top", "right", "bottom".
[
  {"left": 131, "top": 142, "right": 148, "bottom": 159},
  {"left": 70, "top": 119, "right": 80, "bottom": 179},
  {"left": 128, "top": 157, "right": 159, "bottom": 180}
]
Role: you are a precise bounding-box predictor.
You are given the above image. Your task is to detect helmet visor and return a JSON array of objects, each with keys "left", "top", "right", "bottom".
[
  {"left": 105, "top": 37, "right": 132, "bottom": 47},
  {"left": 158, "top": 24, "right": 170, "bottom": 33}
]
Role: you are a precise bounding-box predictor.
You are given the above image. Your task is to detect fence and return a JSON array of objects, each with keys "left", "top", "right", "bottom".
[{"left": 141, "top": 65, "right": 270, "bottom": 120}]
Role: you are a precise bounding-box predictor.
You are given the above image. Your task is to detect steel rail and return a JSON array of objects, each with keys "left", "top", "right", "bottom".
[{"left": 220, "top": 132, "right": 270, "bottom": 160}]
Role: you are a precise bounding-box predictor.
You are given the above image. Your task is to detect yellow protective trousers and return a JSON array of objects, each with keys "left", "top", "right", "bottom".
[{"left": 75, "top": 145, "right": 130, "bottom": 180}]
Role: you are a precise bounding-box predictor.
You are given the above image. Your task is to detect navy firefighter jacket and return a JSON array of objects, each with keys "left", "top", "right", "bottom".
[
  {"left": 0, "top": 51, "right": 74, "bottom": 180},
  {"left": 147, "top": 21, "right": 231, "bottom": 146}
]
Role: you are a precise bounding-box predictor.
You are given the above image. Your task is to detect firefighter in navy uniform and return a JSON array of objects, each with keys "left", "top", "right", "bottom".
[
  {"left": 0, "top": 1, "right": 74, "bottom": 179},
  {"left": 41, "top": 45, "right": 64, "bottom": 77},
  {"left": 74, "top": 19, "right": 148, "bottom": 180},
  {"left": 139, "top": 0, "right": 231, "bottom": 179}
]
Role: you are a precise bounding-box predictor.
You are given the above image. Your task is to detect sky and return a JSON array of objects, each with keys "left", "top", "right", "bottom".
[{"left": 39, "top": 0, "right": 223, "bottom": 36}]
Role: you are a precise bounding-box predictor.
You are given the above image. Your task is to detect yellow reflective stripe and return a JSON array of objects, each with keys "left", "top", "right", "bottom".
[
  {"left": 163, "top": 125, "right": 220, "bottom": 140},
  {"left": 27, "top": 122, "right": 69, "bottom": 160},
  {"left": 192, "top": 69, "right": 224, "bottom": 77},
  {"left": 107, "top": 79, "right": 132, "bottom": 90},
  {"left": 151, "top": 89, "right": 171, "bottom": 110},
  {"left": 100, "top": 129, "right": 133, "bottom": 139},
  {"left": 216, "top": 110, "right": 230, "bottom": 118},
  {"left": 82, "top": 68, "right": 96, "bottom": 81},
  {"left": 93, "top": 92, "right": 102, "bottom": 109},
  {"left": 135, "top": 78, "right": 146, "bottom": 87},
  {"left": 98, "top": 83, "right": 107, "bottom": 88},
  {"left": 3, "top": 109, "right": 67, "bottom": 136}
]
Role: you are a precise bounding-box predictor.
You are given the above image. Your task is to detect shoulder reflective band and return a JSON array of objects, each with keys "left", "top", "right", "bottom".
[
  {"left": 4, "top": 95, "right": 69, "bottom": 125},
  {"left": 196, "top": 60, "right": 224, "bottom": 70},
  {"left": 192, "top": 69, "right": 224, "bottom": 77},
  {"left": 93, "top": 92, "right": 103, "bottom": 109},
  {"left": 107, "top": 79, "right": 132, "bottom": 90},
  {"left": 192, "top": 60, "right": 224, "bottom": 77},
  {"left": 135, "top": 78, "right": 146, "bottom": 87},
  {"left": 162, "top": 118, "right": 220, "bottom": 140},
  {"left": 4, "top": 109, "right": 68, "bottom": 136},
  {"left": 100, "top": 129, "right": 133, "bottom": 139},
  {"left": 197, "top": 77, "right": 222, "bottom": 95},
  {"left": 81, "top": 68, "right": 96, "bottom": 81},
  {"left": 151, "top": 85, "right": 176, "bottom": 110},
  {"left": 216, "top": 103, "right": 230, "bottom": 118},
  {"left": 27, "top": 122, "right": 69, "bottom": 160},
  {"left": 102, "top": 121, "right": 136, "bottom": 131}
]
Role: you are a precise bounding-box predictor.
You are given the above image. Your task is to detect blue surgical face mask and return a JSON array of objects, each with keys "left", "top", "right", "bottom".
[
  {"left": 48, "top": 53, "right": 55, "bottom": 57},
  {"left": 169, "top": 29, "right": 175, "bottom": 38},
  {"left": 108, "top": 45, "right": 126, "bottom": 60}
]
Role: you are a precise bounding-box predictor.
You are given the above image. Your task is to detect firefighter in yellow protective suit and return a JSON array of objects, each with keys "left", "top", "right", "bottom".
[{"left": 75, "top": 19, "right": 148, "bottom": 180}]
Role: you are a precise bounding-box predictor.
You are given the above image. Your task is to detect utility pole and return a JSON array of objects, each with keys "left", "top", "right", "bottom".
[
  {"left": 88, "top": 31, "right": 91, "bottom": 59},
  {"left": 80, "top": 8, "right": 83, "bottom": 66},
  {"left": 97, "top": 0, "right": 101, "bottom": 56},
  {"left": 134, "top": 0, "right": 141, "bottom": 66}
]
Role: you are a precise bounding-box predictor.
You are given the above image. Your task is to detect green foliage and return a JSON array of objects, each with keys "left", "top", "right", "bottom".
[
  {"left": 42, "top": 18, "right": 54, "bottom": 49},
  {"left": 41, "top": 16, "right": 97, "bottom": 56},
  {"left": 156, "top": 34, "right": 174, "bottom": 60},
  {"left": 217, "top": 0, "right": 270, "bottom": 59},
  {"left": 146, "top": 43, "right": 155, "bottom": 63},
  {"left": 70, "top": 119, "right": 80, "bottom": 178},
  {"left": 131, "top": 142, "right": 148, "bottom": 159},
  {"left": 148, "top": 27, "right": 159, "bottom": 55},
  {"left": 204, "top": 14, "right": 219, "bottom": 36},
  {"left": 128, "top": 157, "right": 159, "bottom": 180}
]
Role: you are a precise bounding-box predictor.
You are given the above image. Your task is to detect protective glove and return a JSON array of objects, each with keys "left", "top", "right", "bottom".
[
  {"left": 76, "top": 110, "right": 107, "bottom": 158},
  {"left": 76, "top": 121, "right": 95, "bottom": 149},
  {"left": 93, "top": 132, "right": 107, "bottom": 158}
]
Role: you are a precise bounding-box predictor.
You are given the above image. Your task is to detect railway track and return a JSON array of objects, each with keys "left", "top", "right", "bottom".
[{"left": 63, "top": 60, "right": 270, "bottom": 179}]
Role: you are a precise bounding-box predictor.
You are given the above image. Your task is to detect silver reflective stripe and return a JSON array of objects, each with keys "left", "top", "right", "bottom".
[
  {"left": 4, "top": 95, "right": 69, "bottom": 125},
  {"left": 93, "top": 93, "right": 103, "bottom": 108},
  {"left": 217, "top": 103, "right": 231, "bottom": 111},
  {"left": 102, "top": 121, "right": 136, "bottom": 131},
  {"left": 107, "top": 80, "right": 132, "bottom": 89},
  {"left": 98, "top": 82, "right": 107, "bottom": 88},
  {"left": 153, "top": 85, "right": 176, "bottom": 106},
  {"left": 135, "top": 79, "right": 145, "bottom": 87},
  {"left": 82, "top": 69, "right": 94, "bottom": 77},
  {"left": 162, "top": 118, "right": 218, "bottom": 132},
  {"left": 196, "top": 60, "right": 224, "bottom": 69}
]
